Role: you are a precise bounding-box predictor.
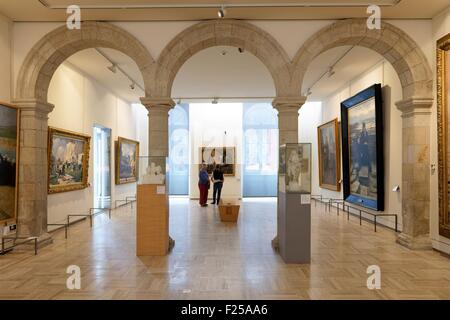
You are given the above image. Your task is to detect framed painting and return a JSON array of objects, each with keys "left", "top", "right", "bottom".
[
  {"left": 200, "top": 147, "right": 235, "bottom": 176},
  {"left": 437, "top": 33, "right": 450, "bottom": 238},
  {"left": 48, "top": 127, "right": 91, "bottom": 194},
  {"left": 0, "top": 102, "right": 19, "bottom": 224},
  {"left": 317, "top": 119, "right": 341, "bottom": 191},
  {"left": 283, "top": 143, "right": 311, "bottom": 194},
  {"left": 116, "top": 137, "right": 140, "bottom": 185},
  {"left": 341, "top": 84, "right": 384, "bottom": 211}
]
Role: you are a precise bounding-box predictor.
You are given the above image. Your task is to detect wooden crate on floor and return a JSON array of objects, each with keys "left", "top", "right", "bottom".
[
  {"left": 219, "top": 198, "right": 241, "bottom": 222},
  {"left": 136, "top": 184, "right": 169, "bottom": 256}
]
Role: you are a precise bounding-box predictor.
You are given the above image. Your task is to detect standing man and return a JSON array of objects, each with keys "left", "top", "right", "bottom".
[
  {"left": 198, "top": 163, "right": 210, "bottom": 207},
  {"left": 211, "top": 164, "right": 225, "bottom": 205}
]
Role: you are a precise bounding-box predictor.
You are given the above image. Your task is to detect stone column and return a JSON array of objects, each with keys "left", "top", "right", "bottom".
[
  {"left": 396, "top": 97, "right": 433, "bottom": 250},
  {"left": 140, "top": 97, "right": 176, "bottom": 157},
  {"left": 13, "top": 99, "right": 54, "bottom": 244},
  {"left": 140, "top": 97, "right": 176, "bottom": 251},
  {"left": 272, "top": 96, "right": 307, "bottom": 249}
]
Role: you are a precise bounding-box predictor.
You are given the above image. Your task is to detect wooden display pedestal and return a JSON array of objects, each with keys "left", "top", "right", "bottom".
[
  {"left": 136, "top": 184, "right": 169, "bottom": 256},
  {"left": 219, "top": 199, "right": 240, "bottom": 222}
]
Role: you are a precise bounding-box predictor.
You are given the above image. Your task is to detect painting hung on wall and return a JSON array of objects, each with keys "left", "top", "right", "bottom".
[
  {"left": 437, "top": 33, "right": 450, "bottom": 238},
  {"left": 279, "top": 143, "right": 311, "bottom": 194},
  {"left": 48, "top": 127, "right": 91, "bottom": 194},
  {"left": 341, "top": 84, "right": 384, "bottom": 211},
  {"left": 200, "top": 147, "right": 236, "bottom": 176},
  {"left": 116, "top": 137, "right": 139, "bottom": 185},
  {"left": 317, "top": 119, "right": 341, "bottom": 191},
  {"left": 0, "top": 103, "right": 19, "bottom": 223}
]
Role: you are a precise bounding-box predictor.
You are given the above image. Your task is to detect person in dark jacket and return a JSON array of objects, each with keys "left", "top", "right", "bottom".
[
  {"left": 211, "top": 164, "right": 225, "bottom": 205},
  {"left": 198, "top": 163, "right": 210, "bottom": 207}
]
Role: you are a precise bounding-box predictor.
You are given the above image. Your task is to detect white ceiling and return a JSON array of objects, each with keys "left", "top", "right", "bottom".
[
  {"left": 1, "top": 0, "right": 449, "bottom": 21},
  {"left": 63, "top": 45, "right": 384, "bottom": 104}
]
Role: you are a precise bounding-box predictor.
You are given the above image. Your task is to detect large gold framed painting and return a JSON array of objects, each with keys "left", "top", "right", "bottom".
[
  {"left": 116, "top": 137, "right": 139, "bottom": 185},
  {"left": 200, "top": 147, "right": 236, "bottom": 176},
  {"left": 437, "top": 33, "right": 450, "bottom": 239},
  {"left": 317, "top": 119, "right": 341, "bottom": 191},
  {"left": 0, "top": 103, "right": 19, "bottom": 223},
  {"left": 48, "top": 127, "right": 91, "bottom": 194}
]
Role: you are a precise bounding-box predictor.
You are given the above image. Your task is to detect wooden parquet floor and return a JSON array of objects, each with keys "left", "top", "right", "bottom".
[{"left": 0, "top": 198, "right": 449, "bottom": 300}]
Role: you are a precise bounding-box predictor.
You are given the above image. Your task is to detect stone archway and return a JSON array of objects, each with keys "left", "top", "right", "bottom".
[
  {"left": 291, "top": 19, "right": 434, "bottom": 249},
  {"left": 14, "top": 22, "right": 155, "bottom": 240}
]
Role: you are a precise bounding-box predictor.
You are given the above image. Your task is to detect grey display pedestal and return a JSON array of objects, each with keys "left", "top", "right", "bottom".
[{"left": 278, "top": 191, "right": 311, "bottom": 264}]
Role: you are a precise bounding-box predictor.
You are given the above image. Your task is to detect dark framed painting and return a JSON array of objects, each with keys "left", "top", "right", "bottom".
[
  {"left": 317, "top": 118, "right": 341, "bottom": 191},
  {"left": 48, "top": 127, "right": 91, "bottom": 194},
  {"left": 116, "top": 137, "right": 139, "bottom": 185},
  {"left": 437, "top": 33, "right": 450, "bottom": 238},
  {"left": 200, "top": 147, "right": 235, "bottom": 176},
  {"left": 0, "top": 102, "right": 19, "bottom": 224},
  {"left": 341, "top": 84, "right": 384, "bottom": 211}
]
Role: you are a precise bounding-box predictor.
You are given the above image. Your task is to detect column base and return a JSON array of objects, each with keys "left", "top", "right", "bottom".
[
  {"left": 396, "top": 233, "right": 432, "bottom": 250},
  {"left": 37, "top": 232, "right": 53, "bottom": 249},
  {"left": 271, "top": 235, "right": 279, "bottom": 251}
]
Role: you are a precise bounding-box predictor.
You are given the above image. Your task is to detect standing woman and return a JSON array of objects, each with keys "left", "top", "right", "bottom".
[
  {"left": 198, "top": 163, "right": 210, "bottom": 207},
  {"left": 211, "top": 164, "right": 225, "bottom": 205}
]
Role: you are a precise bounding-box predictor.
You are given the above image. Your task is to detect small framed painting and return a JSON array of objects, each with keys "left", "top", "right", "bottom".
[
  {"left": 341, "top": 84, "right": 384, "bottom": 211},
  {"left": 0, "top": 102, "right": 19, "bottom": 223},
  {"left": 116, "top": 137, "right": 140, "bottom": 185},
  {"left": 48, "top": 127, "right": 91, "bottom": 194},
  {"left": 317, "top": 118, "right": 341, "bottom": 191},
  {"left": 199, "top": 147, "right": 236, "bottom": 176}
]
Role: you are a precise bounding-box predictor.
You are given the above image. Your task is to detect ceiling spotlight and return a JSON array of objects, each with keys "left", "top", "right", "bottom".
[
  {"left": 212, "top": 97, "right": 219, "bottom": 104},
  {"left": 107, "top": 64, "right": 117, "bottom": 74},
  {"left": 327, "top": 67, "right": 335, "bottom": 77},
  {"left": 177, "top": 98, "right": 182, "bottom": 105},
  {"left": 221, "top": 50, "right": 228, "bottom": 56},
  {"left": 218, "top": 5, "right": 226, "bottom": 18},
  {"left": 306, "top": 88, "right": 312, "bottom": 96},
  {"left": 238, "top": 47, "right": 244, "bottom": 53},
  {"left": 130, "top": 82, "right": 135, "bottom": 90}
]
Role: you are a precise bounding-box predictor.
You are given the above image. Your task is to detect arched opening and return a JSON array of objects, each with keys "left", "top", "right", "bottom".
[{"left": 13, "top": 22, "right": 153, "bottom": 238}]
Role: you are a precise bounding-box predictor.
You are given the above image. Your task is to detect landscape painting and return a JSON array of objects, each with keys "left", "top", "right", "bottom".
[
  {"left": 200, "top": 147, "right": 235, "bottom": 176},
  {"left": 0, "top": 103, "right": 19, "bottom": 223},
  {"left": 318, "top": 119, "right": 341, "bottom": 191},
  {"left": 341, "top": 84, "right": 384, "bottom": 211},
  {"left": 48, "top": 128, "right": 91, "bottom": 194},
  {"left": 116, "top": 137, "right": 139, "bottom": 184}
]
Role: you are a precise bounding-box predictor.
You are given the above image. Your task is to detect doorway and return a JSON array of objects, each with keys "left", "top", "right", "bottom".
[{"left": 93, "top": 125, "right": 112, "bottom": 209}]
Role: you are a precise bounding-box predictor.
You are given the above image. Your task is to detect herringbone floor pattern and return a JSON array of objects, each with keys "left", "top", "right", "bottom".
[{"left": 0, "top": 198, "right": 449, "bottom": 300}]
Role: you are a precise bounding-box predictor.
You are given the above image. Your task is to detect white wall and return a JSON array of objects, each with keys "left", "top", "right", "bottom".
[
  {"left": 0, "top": 13, "right": 11, "bottom": 102},
  {"left": 47, "top": 62, "right": 148, "bottom": 224},
  {"left": 431, "top": 6, "right": 450, "bottom": 254},
  {"left": 301, "top": 60, "right": 403, "bottom": 231},
  {"left": 189, "top": 103, "right": 242, "bottom": 200}
]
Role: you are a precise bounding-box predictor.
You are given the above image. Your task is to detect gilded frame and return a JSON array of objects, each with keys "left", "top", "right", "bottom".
[
  {"left": 47, "top": 127, "right": 91, "bottom": 194},
  {"left": 199, "top": 146, "right": 236, "bottom": 176},
  {"left": 115, "top": 137, "right": 140, "bottom": 185},
  {"left": 0, "top": 102, "right": 20, "bottom": 225},
  {"left": 437, "top": 33, "right": 450, "bottom": 239},
  {"left": 317, "top": 118, "right": 341, "bottom": 191}
]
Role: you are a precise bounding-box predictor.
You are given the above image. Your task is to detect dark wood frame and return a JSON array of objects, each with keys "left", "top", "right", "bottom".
[
  {"left": 340, "top": 84, "right": 384, "bottom": 211},
  {"left": 317, "top": 118, "right": 341, "bottom": 191},
  {"left": 437, "top": 33, "right": 450, "bottom": 239},
  {"left": 47, "top": 127, "right": 91, "bottom": 194},
  {"left": 115, "top": 137, "right": 140, "bottom": 185},
  {"left": 0, "top": 102, "right": 19, "bottom": 225}
]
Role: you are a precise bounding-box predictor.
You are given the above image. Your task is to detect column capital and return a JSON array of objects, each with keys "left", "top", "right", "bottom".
[
  {"left": 13, "top": 98, "right": 55, "bottom": 115},
  {"left": 140, "top": 97, "right": 176, "bottom": 112},
  {"left": 395, "top": 97, "right": 433, "bottom": 118},
  {"left": 272, "top": 96, "right": 308, "bottom": 112}
]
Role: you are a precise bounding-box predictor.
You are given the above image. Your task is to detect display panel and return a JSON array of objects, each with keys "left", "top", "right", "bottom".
[
  {"left": 317, "top": 118, "right": 341, "bottom": 191},
  {"left": 437, "top": 33, "right": 450, "bottom": 238},
  {"left": 341, "top": 84, "right": 384, "bottom": 211},
  {"left": 139, "top": 156, "right": 167, "bottom": 185},
  {"left": 0, "top": 103, "right": 19, "bottom": 223},
  {"left": 115, "top": 137, "right": 139, "bottom": 185},
  {"left": 278, "top": 143, "right": 311, "bottom": 194},
  {"left": 199, "top": 147, "right": 235, "bottom": 176},
  {"left": 48, "top": 127, "right": 91, "bottom": 194}
]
